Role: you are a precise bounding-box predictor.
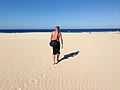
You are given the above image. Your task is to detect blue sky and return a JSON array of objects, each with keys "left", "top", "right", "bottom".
[{"left": 0, "top": 0, "right": 120, "bottom": 29}]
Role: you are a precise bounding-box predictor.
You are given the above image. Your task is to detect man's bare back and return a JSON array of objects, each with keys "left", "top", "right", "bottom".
[{"left": 51, "top": 31, "right": 62, "bottom": 42}]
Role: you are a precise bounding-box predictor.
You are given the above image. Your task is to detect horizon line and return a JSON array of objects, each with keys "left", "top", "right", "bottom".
[{"left": 0, "top": 28, "right": 120, "bottom": 29}]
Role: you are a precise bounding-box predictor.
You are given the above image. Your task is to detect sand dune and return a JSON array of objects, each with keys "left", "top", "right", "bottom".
[{"left": 0, "top": 32, "right": 120, "bottom": 90}]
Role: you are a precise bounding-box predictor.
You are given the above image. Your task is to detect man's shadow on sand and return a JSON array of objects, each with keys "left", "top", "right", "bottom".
[{"left": 57, "top": 51, "right": 80, "bottom": 64}]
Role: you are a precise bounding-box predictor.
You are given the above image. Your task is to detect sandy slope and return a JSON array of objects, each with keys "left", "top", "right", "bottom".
[{"left": 0, "top": 32, "right": 120, "bottom": 90}]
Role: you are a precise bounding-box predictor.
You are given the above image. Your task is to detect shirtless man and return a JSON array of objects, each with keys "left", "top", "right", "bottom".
[{"left": 50, "top": 26, "right": 63, "bottom": 64}]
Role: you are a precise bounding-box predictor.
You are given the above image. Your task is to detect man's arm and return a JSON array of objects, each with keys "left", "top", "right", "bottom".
[
  {"left": 60, "top": 33, "right": 63, "bottom": 49},
  {"left": 50, "top": 33, "right": 53, "bottom": 41}
]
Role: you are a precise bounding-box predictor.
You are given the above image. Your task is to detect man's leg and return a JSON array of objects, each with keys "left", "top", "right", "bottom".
[
  {"left": 57, "top": 54, "right": 60, "bottom": 62},
  {"left": 52, "top": 54, "right": 56, "bottom": 64},
  {"left": 56, "top": 42, "right": 60, "bottom": 63}
]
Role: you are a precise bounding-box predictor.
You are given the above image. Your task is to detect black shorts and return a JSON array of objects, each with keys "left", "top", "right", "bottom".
[{"left": 53, "top": 41, "right": 60, "bottom": 55}]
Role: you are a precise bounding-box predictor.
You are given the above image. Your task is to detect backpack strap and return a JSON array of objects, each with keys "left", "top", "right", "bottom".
[{"left": 56, "top": 32, "right": 59, "bottom": 40}]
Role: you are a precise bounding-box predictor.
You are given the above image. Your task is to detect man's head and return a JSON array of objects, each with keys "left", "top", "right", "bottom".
[{"left": 55, "top": 26, "right": 60, "bottom": 31}]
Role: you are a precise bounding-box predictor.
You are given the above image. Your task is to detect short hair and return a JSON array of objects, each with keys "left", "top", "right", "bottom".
[{"left": 56, "top": 26, "right": 60, "bottom": 30}]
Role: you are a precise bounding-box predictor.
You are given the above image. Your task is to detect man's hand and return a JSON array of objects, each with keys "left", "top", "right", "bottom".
[{"left": 61, "top": 45, "right": 63, "bottom": 49}]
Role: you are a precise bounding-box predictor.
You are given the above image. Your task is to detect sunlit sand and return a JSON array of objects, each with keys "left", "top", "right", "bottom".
[{"left": 0, "top": 32, "right": 120, "bottom": 90}]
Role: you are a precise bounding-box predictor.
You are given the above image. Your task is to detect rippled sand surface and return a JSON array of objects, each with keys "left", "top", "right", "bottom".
[{"left": 0, "top": 32, "right": 120, "bottom": 90}]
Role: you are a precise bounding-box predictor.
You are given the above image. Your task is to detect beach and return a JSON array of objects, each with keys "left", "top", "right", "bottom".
[{"left": 0, "top": 32, "right": 120, "bottom": 90}]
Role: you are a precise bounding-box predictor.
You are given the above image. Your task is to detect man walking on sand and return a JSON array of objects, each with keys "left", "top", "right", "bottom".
[{"left": 50, "top": 26, "right": 63, "bottom": 64}]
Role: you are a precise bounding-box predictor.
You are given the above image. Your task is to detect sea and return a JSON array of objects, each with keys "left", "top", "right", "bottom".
[{"left": 0, "top": 29, "right": 120, "bottom": 33}]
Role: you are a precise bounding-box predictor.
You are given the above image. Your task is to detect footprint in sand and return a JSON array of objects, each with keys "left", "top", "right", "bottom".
[
  {"left": 50, "top": 67, "right": 52, "bottom": 70},
  {"left": 26, "top": 79, "right": 38, "bottom": 85},
  {"left": 32, "top": 79, "right": 37, "bottom": 82},
  {"left": 17, "top": 88, "right": 21, "bottom": 90},
  {"left": 39, "top": 67, "right": 54, "bottom": 79},
  {"left": 50, "top": 66, "right": 54, "bottom": 70},
  {"left": 41, "top": 73, "right": 46, "bottom": 77},
  {"left": 27, "top": 82, "right": 32, "bottom": 84}
]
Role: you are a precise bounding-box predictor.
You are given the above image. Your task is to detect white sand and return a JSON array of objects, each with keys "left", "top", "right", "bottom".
[{"left": 0, "top": 32, "right": 120, "bottom": 90}]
